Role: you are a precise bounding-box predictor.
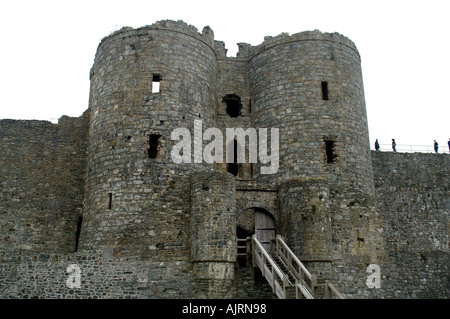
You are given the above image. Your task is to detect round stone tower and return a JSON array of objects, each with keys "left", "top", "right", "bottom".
[
  {"left": 78, "top": 20, "right": 218, "bottom": 256},
  {"left": 249, "top": 30, "right": 374, "bottom": 194},
  {"left": 249, "top": 31, "right": 383, "bottom": 294}
]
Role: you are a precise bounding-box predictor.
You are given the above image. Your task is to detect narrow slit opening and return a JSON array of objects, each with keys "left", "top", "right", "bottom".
[
  {"left": 321, "top": 81, "right": 329, "bottom": 101},
  {"left": 148, "top": 134, "right": 161, "bottom": 159},
  {"left": 227, "top": 139, "right": 239, "bottom": 176},
  {"left": 74, "top": 216, "right": 83, "bottom": 252},
  {"left": 108, "top": 193, "right": 112, "bottom": 209},
  {"left": 325, "top": 140, "right": 335, "bottom": 163}
]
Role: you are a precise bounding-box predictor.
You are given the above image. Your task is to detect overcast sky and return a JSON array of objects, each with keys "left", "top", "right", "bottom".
[{"left": 0, "top": 0, "right": 448, "bottom": 152}]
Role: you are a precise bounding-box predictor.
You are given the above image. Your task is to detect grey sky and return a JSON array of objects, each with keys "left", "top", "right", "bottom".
[{"left": 0, "top": 0, "right": 448, "bottom": 151}]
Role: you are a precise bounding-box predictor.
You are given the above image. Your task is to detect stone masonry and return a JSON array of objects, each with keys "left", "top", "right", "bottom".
[{"left": 0, "top": 20, "right": 448, "bottom": 299}]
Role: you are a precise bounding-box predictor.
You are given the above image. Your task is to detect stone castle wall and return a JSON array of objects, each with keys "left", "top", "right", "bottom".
[
  {"left": 371, "top": 151, "right": 449, "bottom": 298},
  {"left": 0, "top": 113, "right": 89, "bottom": 254},
  {"left": 1, "top": 150, "right": 446, "bottom": 298},
  {"left": 0, "top": 249, "right": 195, "bottom": 299}
]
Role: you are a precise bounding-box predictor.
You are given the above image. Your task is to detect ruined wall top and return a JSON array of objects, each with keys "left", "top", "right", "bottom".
[
  {"left": 239, "top": 30, "right": 360, "bottom": 59},
  {"left": 98, "top": 19, "right": 215, "bottom": 51},
  {"left": 97, "top": 20, "right": 359, "bottom": 60}
]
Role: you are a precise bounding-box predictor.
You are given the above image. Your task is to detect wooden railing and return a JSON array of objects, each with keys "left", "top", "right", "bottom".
[
  {"left": 274, "top": 235, "right": 317, "bottom": 299},
  {"left": 324, "top": 280, "right": 345, "bottom": 299},
  {"left": 274, "top": 235, "right": 345, "bottom": 299},
  {"left": 251, "top": 234, "right": 288, "bottom": 299}
]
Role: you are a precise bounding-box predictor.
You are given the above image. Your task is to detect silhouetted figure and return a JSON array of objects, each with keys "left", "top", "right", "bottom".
[
  {"left": 375, "top": 139, "right": 380, "bottom": 151},
  {"left": 448, "top": 138, "right": 450, "bottom": 153},
  {"left": 392, "top": 139, "right": 396, "bottom": 152},
  {"left": 434, "top": 140, "right": 438, "bottom": 153}
]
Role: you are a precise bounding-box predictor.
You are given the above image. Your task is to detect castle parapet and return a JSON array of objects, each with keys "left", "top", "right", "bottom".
[{"left": 249, "top": 29, "right": 359, "bottom": 58}]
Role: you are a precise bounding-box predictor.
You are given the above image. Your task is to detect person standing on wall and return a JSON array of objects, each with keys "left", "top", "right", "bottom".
[
  {"left": 375, "top": 139, "right": 380, "bottom": 151},
  {"left": 448, "top": 138, "right": 450, "bottom": 153},
  {"left": 434, "top": 140, "right": 438, "bottom": 153},
  {"left": 392, "top": 139, "right": 397, "bottom": 152}
]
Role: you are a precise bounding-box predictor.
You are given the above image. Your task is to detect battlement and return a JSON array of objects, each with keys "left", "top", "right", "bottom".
[
  {"left": 0, "top": 119, "right": 55, "bottom": 128},
  {"left": 97, "top": 20, "right": 358, "bottom": 61},
  {"left": 221, "top": 29, "right": 360, "bottom": 59},
  {"left": 98, "top": 19, "right": 215, "bottom": 53}
]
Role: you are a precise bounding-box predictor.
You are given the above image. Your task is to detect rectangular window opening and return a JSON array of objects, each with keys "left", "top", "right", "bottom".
[
  {"left": 325, "top": 140, "right": 335, "bottom": 163},
  {"left": 108, "top": 193, "right": 112, "bottom": 210},
  {"left": 148, "top": 134, "right": 161, "bottom": 159},
  {"left": 321, "top": 81, "right": 329, "bottom": 101},
  {"left": 152, "top": 74, "right": 161, "bottom": 93}
]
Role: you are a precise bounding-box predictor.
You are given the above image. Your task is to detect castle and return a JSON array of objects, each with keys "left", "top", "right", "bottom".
[{"left": 0, "top": 20, "right": 448, "bottom": 299}]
